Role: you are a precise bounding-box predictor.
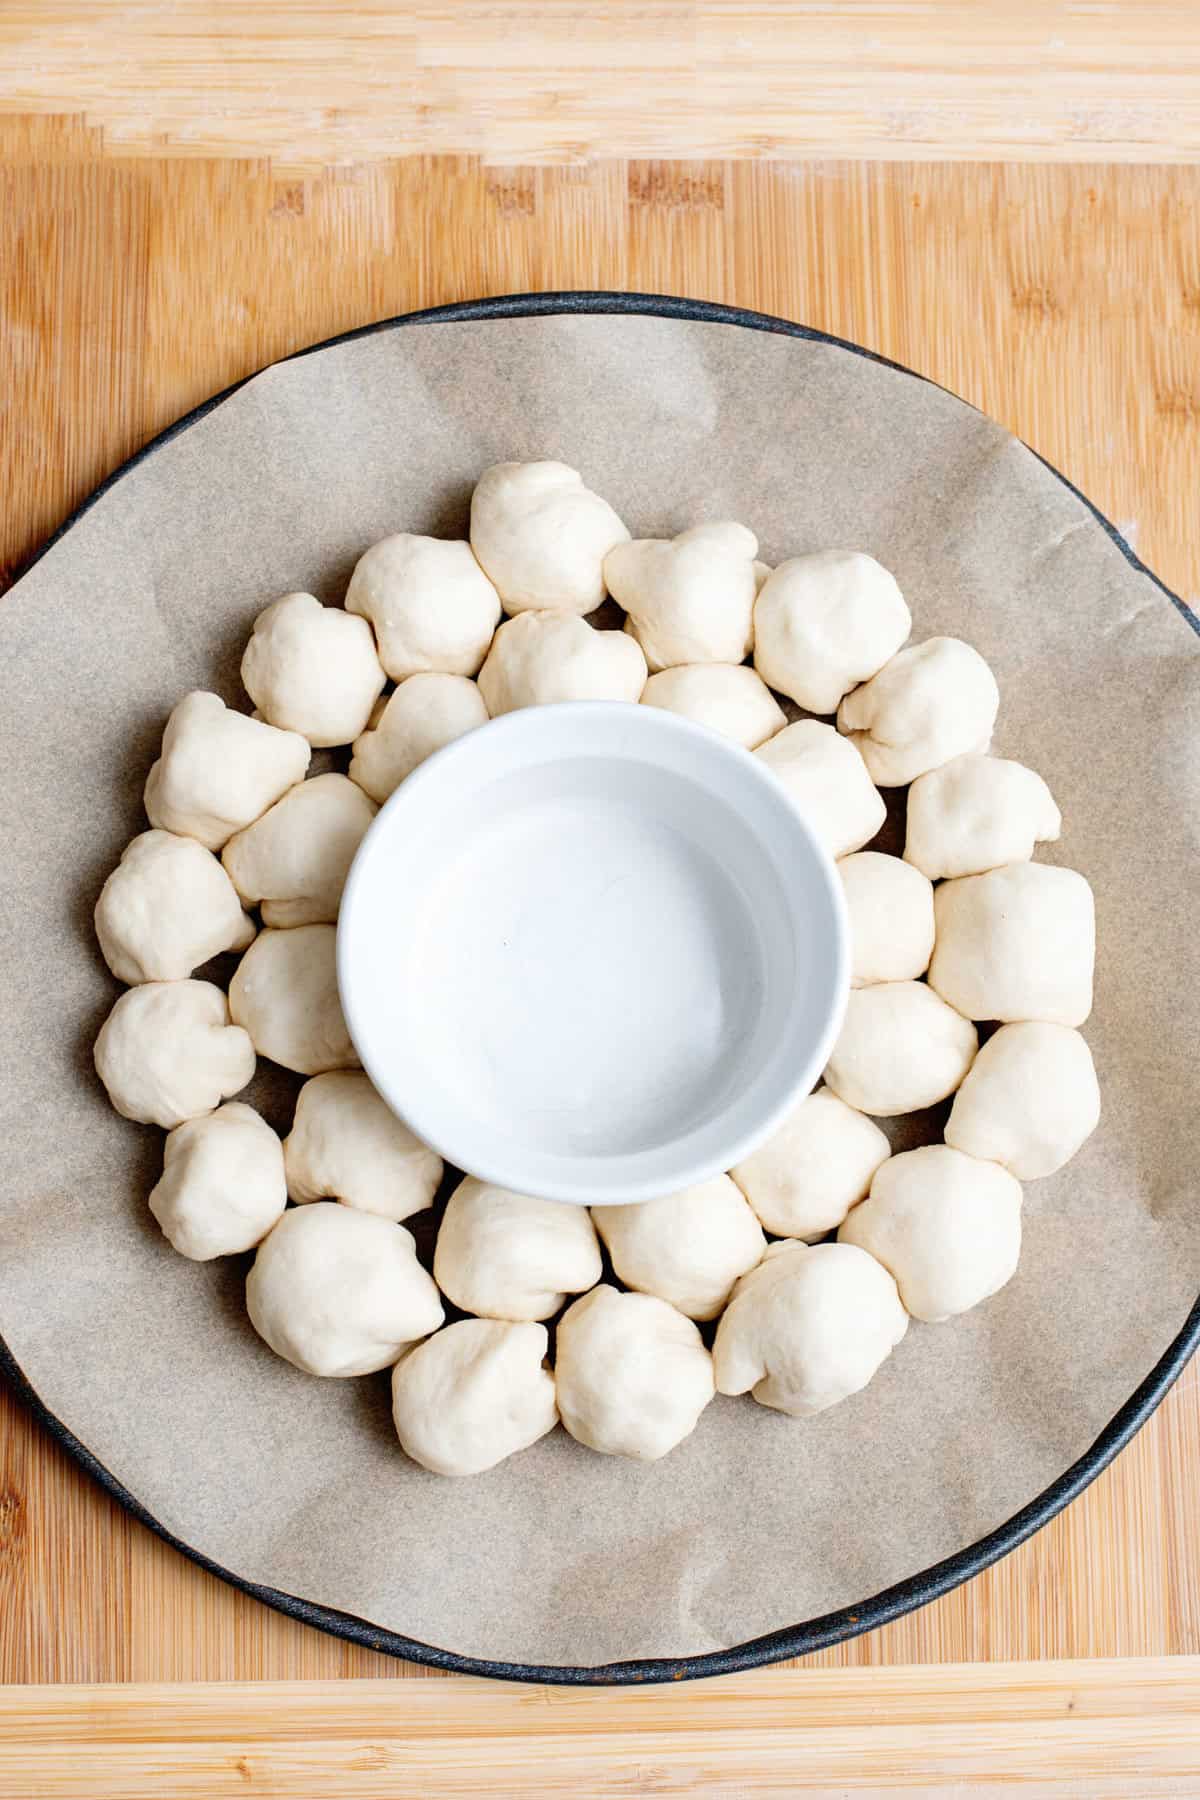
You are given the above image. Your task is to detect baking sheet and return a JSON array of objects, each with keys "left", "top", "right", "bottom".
[{"left": 1, "top": 310, "right": 1197, "bottom": 1669}]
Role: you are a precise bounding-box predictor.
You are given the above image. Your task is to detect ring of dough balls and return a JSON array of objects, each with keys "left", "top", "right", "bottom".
[
  {"left": 246, "top": 1201, "right": 444, "bottom": 1377},
  {"left": 838, "top": 851, "right": 935, "bottom": 988},
  {"left": 713, "top": 1240, "right": 908, "bottom": 1416},
  {"left": 229, "top": 924, "right": 358, "bottom": 1075},
  {"left": 149, "top": 1102, "right": 286, "bottom": 1260},
  {"left": 823, "top": 981, "right": 978, "bottom": 1116},
  {"left": 554, "top": 1285, "right": 715, "bottom": 1462},
  {"left": 592, "top": 1175, "right": 766, "bottom": 1322},
  {"left": 240, "top": 593, "right": 385, "bottom": 747},
  {"left": 94, "top": 979, "right": 255, "bottom": 1127},
  {"left": 349, "top": 673, "right": 489, "bottom": 803},
  {"left": 837, "top": 637, "right": 1000, "bottom": 787},
  {"left": 945, "top": 1022, "right": 1100, "bottom": 1179},
  {"left": 840, "top": 1145, "right": 1023, "bottom": 1322},
  {"left": 639, "top": 663, "right": 785, "bottom": 749},
  {"left": 754, "top": 721, "right": 886, "bottom": 860},
  {"left": 433, "top": 1178, "right": 602, "bottom": 1322},
  {"left": 391, "top": 1319, "right": 558, "bottom": 1477},
  {"left": 477, "top": 611, "right": 647, "bottom": 717},
  {"left": 470, "top": 461, "right": 630, "bottom": 615},
  {"left": 284, "top": 1070, "right": 443, "bottom": 1221},
  {"left": 904, "top": 752, "right": 1061, "bottom": 879},
  {"left": 144, "top": 691, "right": 311, "bottom": 850},
  {"left": 345, "top": 534, "right": 502, "bottom": 680},
  {"left": 604, "top": 523, "right": 759, "bottom": 670},
  {"left": 221, "top": 773, "right": 376, "bottom": 927},
  {"left": 753, "top": 551, "right": 912, "bottom": 714},
  {"left": 928, "top": 862, "right": 1095, "bottom": 1026},
  {"left": 95, "top": 829, "right": 255, "bottom": 985},
  {"left": 731, "top": 1086, "right": 891, "bottom": 1239}
]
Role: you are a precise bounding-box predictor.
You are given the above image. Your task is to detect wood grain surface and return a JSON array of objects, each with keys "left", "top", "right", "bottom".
[
  {"left": 3, "top": 1659, "right": 1200, "bottom": 1797},
  {"left": 4, "top": 3, "right": 1200, "bottom": 169},
  {"left": 1, "top": 118, "right": 1199, "bottom": 1703}
]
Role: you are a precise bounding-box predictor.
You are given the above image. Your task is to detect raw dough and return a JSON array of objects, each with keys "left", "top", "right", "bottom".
[
  {"left": 433, "top": 1178, "right": 602, "bottom": 1321},
  {"left": 838, "top": 850, "right": 935, "bottom": 987},
  {"left": 95, "top": 829, "right": 255, "bottom": 984},
  {"left": 240, "top": 592, "right": 385, "bottom": 746},
  {"left": 604, "top": 522, "right": 759, "bottom": 670},
  {"left": 946, "top": 1021, "right": 1101, "bottom": 1178},
  {"left": 285, "top": 1070, "right": 443, "bottom": 1221},
  {"left": 731, "top": 1085, "right": 891, "bottom": 1239},
  {"left": 753, "top": 552, "right": 911, "bottom": 714},
  {"left": 837, "top": 637, "right": 1000, "bottom": 786},
  {"left": 344, "top": 534, "right": 502, "bottom": 679},
  {"left": 904, "top": 752, "right": 1062, "bottom": 879},
  {"left": 592, "top": 1175, "right": 765, "bottom": 1322},
  {"left": 929, "top": 862, "right": 1095, "bottom": 1025},
  {"left": 144, "top": 691, "right": 311, "bottom": 850},
  {"left": 229, "top": 924, "right": 359, "bottom": 1074},
  {"left": 94, "top": 979, "right": 255, "bottom": 1127},
  {"left": 470, "top": 461, "right": 629, "bottom": 614},
  {"left": 391, "top": 1319, "right": 558, "bottom": 1477},
  {"left": 555, "top": 1285, "right": 714, "bottom": 1461},
  {"left": 755, "top": 721, "right": 886, "bottom": 859},
  {"left": 149, "top": 1101, "right": 286, "bottom": 1260},
  {"left": 477, "top": 611, "right": 647, "bottom": 716},
  {"left": 639, "top": 663, "right": 785, "bottom": 748},
  {"left": 246, "top": 1201, "right": 444, "bottom": 1377},
  {"left": 348, "top": 673, "right": 489, "bottom": 803},
  {"left": 221, "top": 772, "right": 377, "bottom": 926},
  {"left": 839, "top": 1145, "right": 1023, "bottom": 1322},
  {"left": 713, "top": 1240, "right": 907, "bottom": 1416},
  {"left": 824, "top": 981, "right": 978, "bottom": 1116}
]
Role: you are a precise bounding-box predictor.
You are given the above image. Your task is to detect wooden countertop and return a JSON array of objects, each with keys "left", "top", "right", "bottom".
[{"left": 1, "top": 88, "right": 1199, "bottom": 1796}]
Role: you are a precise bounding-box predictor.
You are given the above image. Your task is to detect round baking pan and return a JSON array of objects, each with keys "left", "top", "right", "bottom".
[{"left": 3, "top": 291, "right": 1197, "bottom": 1684}]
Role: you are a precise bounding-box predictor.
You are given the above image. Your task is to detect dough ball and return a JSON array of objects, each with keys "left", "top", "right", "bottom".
[
  {"left": 839, "top": 1145, "right": 1023, "bottom": 1322},
  {"left": 229, "top": 924, "right": 358, "bottom": 1074},
  {"left": 221, "top": 773, "right": 376, "bottom": 927},
  {"left": 344, "top": 534, "right": 502, "bottom": 679},
  {"left": 555, "top": 1285, "right": 714, "bottom": 1461},
  {"left": 246, "top": 1201, "right": 443, "bottom": 1377},
  {"left": 433, "top": 1178, "right": 602, "bottom": 1321},
  {"left": 470, "top": 461, "right": 630, "bottom": 615},
  {"left": 929, "top": 862, "right": 1095, "bottom": 1026},
  {"left": 149, "top": 1101, "right": 286, "bottom": 1260},
  {"left": 95, "top": 829, "right": 255, "bottom": 985},
  {"left": 348, "top": 673, "right": 488, "bottom": 803},
  {"left": 640, "top": 663, "right": 785, "bottom": 749},
  {"left": 477, "top": 611, "right": 647, "bottom": 717},
  {"left": 837, "top": 637, "right": 1000, "bottom": 786},
  {"left": 285, "top": 1070, "right": 442, "bottom": 1221},
  {"left": 839, "top": 850, "right": 935, "bottom": 987},
  {"left": 753, "top": 552, "right": 911, "bottom": 714},
  {"left": 731, "top": 1086, "right": 890, "bottom": 1239},
  {"left": 94, "top": 979, "right": 255, "bottom": 1127},
  {"left": 592, "top": 1175, "right": 765, "bottom": 1322},
  {"left": 240, "top": 592, "right": 385, "bottom": 747},
  {"left": 904, "top": 753, "right": 1062, "bottom": 879},
  {"left": 604, "top": 523, "right": 759, "bottom": 670},
  {"left": 824, "top": 981, "right": 978, "bottom": 1116},
  {"left": 391, "top": 1319, "right": 558, "bottom": 1477},
  {"left": 713, "top": 1240, "right": 907, "bottom": 1416},
  {"left": 144, "top": 691, "right": 311, "bottom": 851},
  {"left": 755, "top": 721, "right": 886, "bottom": 859},
  {"left": 946, "top": 1022, "right": 1100, "bottom": 1179}
]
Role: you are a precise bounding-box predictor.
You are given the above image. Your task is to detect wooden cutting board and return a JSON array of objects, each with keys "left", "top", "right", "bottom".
[{"left": 1, "top": 106, "right": 1199, "bottom": 1791}]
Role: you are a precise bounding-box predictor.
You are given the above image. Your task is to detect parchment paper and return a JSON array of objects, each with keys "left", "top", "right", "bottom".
[{"left": 1, "top": 311, "right": 1198, "bottom": 1670}]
